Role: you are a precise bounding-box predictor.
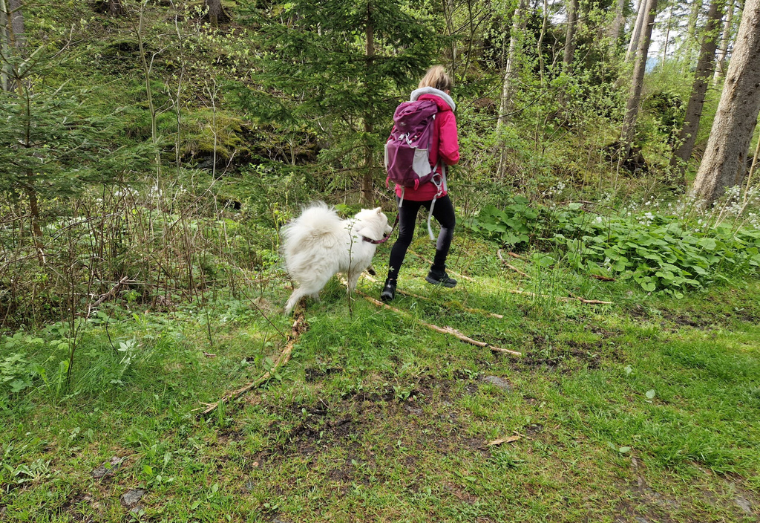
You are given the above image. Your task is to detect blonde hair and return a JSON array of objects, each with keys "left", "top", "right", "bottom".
[{"left": 418, "top": 65, "right": 454, "bottom": 92}]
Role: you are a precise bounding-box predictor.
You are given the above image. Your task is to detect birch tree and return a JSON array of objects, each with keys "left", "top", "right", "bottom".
[{"left": 692, "top": 0, "right": 760, "bottom": 204}]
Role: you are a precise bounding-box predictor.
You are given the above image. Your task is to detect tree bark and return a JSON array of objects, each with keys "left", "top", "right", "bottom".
[
  {"left": 660, "top": 2, "right": 674, "bottom": 68},
  {"left": 1, "top": 0, "right": 24, "bottom": 92},
  {"left": 621, "top": 0, "right": 658, "bottom": 154},
  {"left": 713, "top": 0, "right": 735, "bottom": 84},
  {"left": 670, "top": 0, "right": 723, "bottom": 182},
  {"left": 7, "top": 0, "right": 23, "bottom": 48},
  {"left": 205, "top": 0, "right": 229, "bottom": 26},
  {"left": 692, "top": 0, "right": 760, "bottom": 204},
  {"left": 498, "top": 0, "right": 527, "bottom": 129},
  {"left": 497, "top": 0, "right": 528, "bottom": 178},
  {"left": 608, "top": 0, "right": 626, "bottom": 47},
  {"left": 563, "top": 0, "right": 579, "bottom": 70},
  {"left": 626, "top": 0, "right": 648, "bottom": 62},
  {"left": 361, "top": 2, "right": 375, "bottom": 207},
  {"left": 108, "top": 0, "right": 125, "bottom": 16}
]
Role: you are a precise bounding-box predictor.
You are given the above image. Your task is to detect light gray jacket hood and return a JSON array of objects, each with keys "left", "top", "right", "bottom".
[{"left": 410, "top": 87, "right": 456, "bottom": 111}]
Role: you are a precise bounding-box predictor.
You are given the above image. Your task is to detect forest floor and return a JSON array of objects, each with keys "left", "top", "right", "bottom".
[{"left": 1, "top": 231, "right": 759, "bottom": 522}]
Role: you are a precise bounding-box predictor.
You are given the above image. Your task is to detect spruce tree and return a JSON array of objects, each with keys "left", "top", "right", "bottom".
[{"left": 243, "top": 0, "right": 439, "bottom": 205}]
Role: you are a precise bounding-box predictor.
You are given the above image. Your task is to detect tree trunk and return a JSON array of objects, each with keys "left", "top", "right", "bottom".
[
  {"left": 621, "top": 0, "right": 658, "bottom": 153},
  {"left": 626, "top": 0, "right": 648, "bottom": 62},
  {"left": 692, "top": 0, "right": 760, "bottom": 204},
  {"left": 496, "top": 0, "right": 528, "bottom": 178},
  {"left": 361, "top": 3, "right": 375, "bottom": 207},
  {"left": 0, "top": 2, "right": 9, "bottom": 92},
  {"left": 1, "top": 0, "right": 24, "bottom": 92},
  {"left": 7, "top": 0, "right": 23, "bottom": 48},
  {"left": 660, "top": 2, "right": 674, "bottom": 68},
  {"left": 683, "top": 0, "right": 701, "bottom": 61},
  {"left": 563, "top": 0, "right": 579, "bottom": 70},
  {"left": 108, "top": 0, "right": 125, "bottom": 16},
  {"left": 205, "top": 0, "right": 229, "bottom": 26},
  {"left": 497, "top": 0, "right": 527, "bottom": 178},
  {"left": 498, "top": 0, "right": 527, "bottom": 129},
  {"left": 608, "top": 0, "right": 626, "bottom": 45},
  {"left": 670, "top": 0, "right": 723, "bottom": 182},
  {"left": 713, "top": 0, "right": 735, "bottom": 84}
]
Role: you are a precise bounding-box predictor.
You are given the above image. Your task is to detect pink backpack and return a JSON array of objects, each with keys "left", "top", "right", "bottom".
[{"left": 384, "top": 100, "right": 441, "bottom": 195}]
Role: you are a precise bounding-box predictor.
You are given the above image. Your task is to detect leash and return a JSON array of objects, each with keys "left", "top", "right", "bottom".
[{"left": 362, "top": 212, "right": 399, "bottom": 245}]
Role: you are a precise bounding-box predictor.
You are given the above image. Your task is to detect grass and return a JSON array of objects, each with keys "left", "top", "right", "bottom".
[{"left": 1, "top": 230, "right": 759, "bottom": 522}]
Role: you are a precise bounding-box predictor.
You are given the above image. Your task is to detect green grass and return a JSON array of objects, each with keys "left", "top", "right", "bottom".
[{"left": 1, "top": 233, "right": 759, "bottom": 522}]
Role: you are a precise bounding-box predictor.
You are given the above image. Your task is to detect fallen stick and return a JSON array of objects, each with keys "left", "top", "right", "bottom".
[
  {"left": 199, "top": 310, "right": 309, "bottom": 416},
  {"left": 407, "top": 250, "right": 476, "bottom": 282},
  {"left": 362, "top": 274, "right": 504, "bottom": 319},
  {"left": 497, "top": 249, "right": 530, "bottom": 278},
  {"left": 507, "top": 289, "right": 612, "bottom": 305},
  {"left": 507, "top": 252, "right": 524, "bottom": 260},
  {"left": 359, "top": 291, "right": 521, "bottom": 357}
]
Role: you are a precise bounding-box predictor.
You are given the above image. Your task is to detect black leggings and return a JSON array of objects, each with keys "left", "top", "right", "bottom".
[{"left": 387, "top": 195, "right": 455, "bottom": 281}]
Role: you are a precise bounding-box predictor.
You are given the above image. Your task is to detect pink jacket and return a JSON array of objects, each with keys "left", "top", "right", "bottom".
[{"left": 394, "top": 89, "right": 460, "bottom": 201}]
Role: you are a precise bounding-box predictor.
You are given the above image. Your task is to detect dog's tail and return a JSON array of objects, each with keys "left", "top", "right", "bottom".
[{"left": 281, "top": 202, "right": 342, "bottom": 252}]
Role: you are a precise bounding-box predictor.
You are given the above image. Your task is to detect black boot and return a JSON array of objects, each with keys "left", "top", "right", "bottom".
[
  {"left": 426, "top": 267, "right": 457, "bottom": 288},
  {"left": 380, "top": 279, "right": 396, "bottom": 302}
]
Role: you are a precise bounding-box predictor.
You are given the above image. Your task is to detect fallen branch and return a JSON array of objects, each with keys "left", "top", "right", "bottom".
[
  {"left": 507, "top": 252, "right": 524, "bottom": 260},
  {"left": 407, "top": 250, "right": 476, "bottom": 282},
  {"left": 199, "top": 310, "right": 309, "bottom": 416},
  {"left": 92, "top": 276, "right": 132, "bottom": 308},
  {"left": 507, "top": 289, "right": 612, "bottom": 305},
  {"left": 358, "top": 291, "right": 521, "bottom": 357},
  {"left": 497, "top": 249, "right": 530, "bottom": 278},
  {"left": 363, "top": 274, "right": 504, "bottom": 319}
]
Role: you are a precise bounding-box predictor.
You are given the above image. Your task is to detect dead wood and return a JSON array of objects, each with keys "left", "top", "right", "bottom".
[
  {"left": 200, "top": 309, "right": 308, "bottom": 416},
  {"left": 358, "top": 291, "right": 521, "bottom": 357},
  {"left": 507, "top": 251, "right": 524, "bottom": 260},
  {"left": 590, "top": 274, "right": 616, "bottom": 282},
  {"left": 497, "top": 249, "right": 530, "bottom": 278},
  {"left": 92, "top": 276, "right": 132, "bottom": 307}
]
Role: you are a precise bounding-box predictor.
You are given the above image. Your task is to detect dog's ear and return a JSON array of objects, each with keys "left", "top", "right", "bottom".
[{"left": 375, "top": 207, "right": 383, "bottom": 214}]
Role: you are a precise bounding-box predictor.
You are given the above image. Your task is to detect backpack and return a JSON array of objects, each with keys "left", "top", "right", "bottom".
[
  {"left": 384, "top": 99, "right": 449, "bottom": 240},
  {"left": 384, "top": 99, "right": 441, "bottom": 196}
]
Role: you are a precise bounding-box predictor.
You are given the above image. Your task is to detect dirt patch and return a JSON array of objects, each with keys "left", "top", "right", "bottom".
[{"left": 304, "top": 367, "right": 343, "bottom": 382}]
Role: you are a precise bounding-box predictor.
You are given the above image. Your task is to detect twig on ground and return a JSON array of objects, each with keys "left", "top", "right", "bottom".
[
  {"left": 407, "top": 250, "right": 476, "bottom": 282},
  {"left": 507, "top": 252, "right": 524, "bottom": 260},
  {"left": 363, "top": 274, "right": 504, "bottom": 319},
  {"left": 199, "top": 310, "right": 308, "bottom": 416},
  {"left": 486, "top": 435, "right": 520, "bottom": 446},
  {"left": 497, "top": 249, "right": 530, "bottom": 278},
  {"left": 358, "top": 291, "right": 521, "bottom": 357}
]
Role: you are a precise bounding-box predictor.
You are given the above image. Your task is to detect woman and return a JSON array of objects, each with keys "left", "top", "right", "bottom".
[{"left": 381, "top": 65, "right": 460, "bottom": 302}]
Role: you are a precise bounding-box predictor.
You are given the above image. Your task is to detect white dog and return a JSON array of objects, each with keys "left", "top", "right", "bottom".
[{"left": 282, "top": 202, "right": 392, "bottom": 313}]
